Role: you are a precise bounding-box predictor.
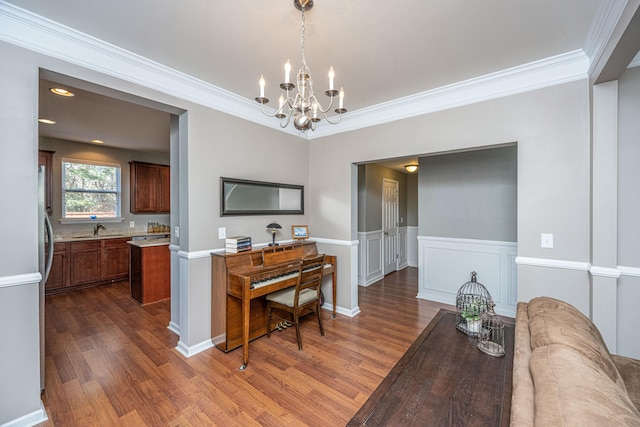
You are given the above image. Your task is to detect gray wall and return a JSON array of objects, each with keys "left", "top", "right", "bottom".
[
  {"left": 418, "top": 145, "right": 517, "bottom": 241},
  {"left": 39, "top": 137, "right": 171, "bottom": 235},
  {"left": 357, "top": 163, "right": 408, "bottom": 232}
]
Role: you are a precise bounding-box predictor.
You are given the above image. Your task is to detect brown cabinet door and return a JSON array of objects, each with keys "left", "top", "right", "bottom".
[
  {"left": 158, "top": 165, "right": 170, "bottom": 213},
  {"left": 45, "top": 242, "right": 68, "bottom": 291},
  {"left": 70, "top": 241, "right": 101, "bottom": 286},
  {"left": 130, "top": 162, "right": 159, "bottom": 213},
  {"left": 102, "top": 238, "right": 130, "bottom": 280}
]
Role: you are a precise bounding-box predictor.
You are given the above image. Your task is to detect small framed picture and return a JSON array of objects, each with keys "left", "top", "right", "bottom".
[{"left": 292, "top": 225, "right": 309, "bottom": 240}]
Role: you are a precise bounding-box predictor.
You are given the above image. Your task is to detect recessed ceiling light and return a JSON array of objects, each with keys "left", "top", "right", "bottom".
[
  {"left": 91, "top": 139, "right": 104, "bottom": 144},
  {"left": 49, "top": 87, "right": 74, "bottom": 97},
  {"left": 38, "top": 118, "right": 56, "bottom": 124}
]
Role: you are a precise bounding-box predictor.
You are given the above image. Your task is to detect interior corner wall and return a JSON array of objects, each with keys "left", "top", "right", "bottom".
[{"left": 309, "top": 78, "right": 591, "bottom": 315}]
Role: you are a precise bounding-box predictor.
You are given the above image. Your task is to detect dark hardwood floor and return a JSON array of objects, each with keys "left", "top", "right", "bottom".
[{"left": 40, "top": 267, "right": 454, "bottom": 426}]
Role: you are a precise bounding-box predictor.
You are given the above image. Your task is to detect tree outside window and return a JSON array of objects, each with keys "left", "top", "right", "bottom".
[{"left": 62, "top": 159, "right": 121, "bottom": 219}]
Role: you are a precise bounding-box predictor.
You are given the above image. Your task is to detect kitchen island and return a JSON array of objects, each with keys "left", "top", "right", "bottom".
[{"left": 128, "top": 238, "right": 170, "bottom": 305}]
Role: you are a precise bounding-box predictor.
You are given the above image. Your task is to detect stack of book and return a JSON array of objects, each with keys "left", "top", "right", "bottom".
[{"left": 225, "top": 236, "right": 252, "bottom": 253}]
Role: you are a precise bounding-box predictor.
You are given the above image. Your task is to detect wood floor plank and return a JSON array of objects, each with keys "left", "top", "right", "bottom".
[{"left": 39, "top": 267, "right": 459, "bottom": 426}]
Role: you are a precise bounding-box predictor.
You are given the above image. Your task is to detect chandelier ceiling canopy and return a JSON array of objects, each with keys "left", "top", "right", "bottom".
[{"left": 255, "top": 0, "right": 346, "bottom": 133}]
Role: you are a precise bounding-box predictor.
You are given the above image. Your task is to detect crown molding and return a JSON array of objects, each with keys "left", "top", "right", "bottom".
[
  {"left": 583, "top": 0, "right": 629, "bottom": 76},
  {"left": 0, "top": 1, "right": 613, "bottom": 141},
  {"left": 310, "top": 50, "right": 589, "bottom": 139}
]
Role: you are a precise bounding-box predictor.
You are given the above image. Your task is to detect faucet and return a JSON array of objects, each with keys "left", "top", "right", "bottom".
[{"left": 94, "top": 223, "right": 106, "bottom": 236}]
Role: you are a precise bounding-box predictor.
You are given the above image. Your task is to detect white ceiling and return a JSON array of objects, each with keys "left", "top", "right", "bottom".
[{"left": 11, "top": 0, "right": 629, "bottom": 166}]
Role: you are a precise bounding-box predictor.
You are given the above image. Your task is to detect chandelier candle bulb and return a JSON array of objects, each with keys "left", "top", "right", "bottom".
[
  {"left": 285, "top": 60, "right": 291, "bottom": 84},
  {"left": 339, "top": 87, "right": 344, "bottom": 108},
  {"left": 259, "top": 75, "right": 265, "bottom": 98},
  {"left": 328, "top": 66, "right": 335, "bottom": 90}
]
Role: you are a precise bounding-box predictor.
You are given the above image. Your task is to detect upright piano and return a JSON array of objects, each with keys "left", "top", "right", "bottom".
[{"left": 211, "top": 241, "right": 336, "bottom": 369}]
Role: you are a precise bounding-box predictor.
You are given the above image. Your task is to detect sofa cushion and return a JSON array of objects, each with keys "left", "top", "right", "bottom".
[
  {"left": 510, "top": 302, "right": 534, "bottom": 427},
  {"left": 612, "top": 354, "right": 640, "bottom": 412},
  {"left": 527, "top": 296, "right": 624, "bottom": 387},
  {"left": 530, "top": 344, "right": 640, "bottom": 426}
]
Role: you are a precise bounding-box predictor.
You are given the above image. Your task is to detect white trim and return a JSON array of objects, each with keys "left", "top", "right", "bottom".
[
  {"left": 419, "top": 235, "right": 518, "bottom": 247},
  {"left": 1, "top": 401, "right": 48, "bottom": 427},
  {"left": 59, "top": 217, "right": 124, "bottom": 224},
  {"left": 167, "top": 321, "right": 180, "bottom": 335},
  {"left": 0, "top": 1, "right": 606, "bottom": 140},
  {"left": 0, "top": 273, "right": 41, "bottom": 289},
  {"left": 515, "top": 256, "right": 591, "bottom": 271},
  {"left": 589, "top": 265, "right": 621, "bottom": 278},
  {"left": 583, "top": 0, "right": 629, "bottom": 76},
  {"left": 175, "top": 338, "right": 214, "bottom": 358},
  {"left": 311, "top": 237, "right": 358, "bottom": 246},
  {"left": 618, "top": 266, "right": 640, "bottom": 277}
]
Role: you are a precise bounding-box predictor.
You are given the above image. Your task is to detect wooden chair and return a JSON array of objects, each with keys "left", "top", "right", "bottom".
[{"left": 266, "top": 254, "right": 326, "bottom": 350}]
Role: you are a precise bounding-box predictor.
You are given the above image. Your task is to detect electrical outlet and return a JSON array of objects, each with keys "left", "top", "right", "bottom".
[
  {"left": 174, "top": 226, "right": 179, "bottom": 238},
  {"left": 541, "top": 233, "right": 554, "bottom": 249},
  {"left": 218, "top": 227, "right": 226, "bottom": 240},
  {"left": 129, "top": 221, "right": 135, "bottom": 228}
]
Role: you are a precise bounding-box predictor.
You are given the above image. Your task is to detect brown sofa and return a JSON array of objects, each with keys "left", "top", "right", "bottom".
[{"left": 511, "top": 296, "right": 640, "bottom": 426}]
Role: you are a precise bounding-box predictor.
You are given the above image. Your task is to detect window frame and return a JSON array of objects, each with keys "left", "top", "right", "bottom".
[{"left": 60, "top": 158, "right": 123, "bottom": 224}]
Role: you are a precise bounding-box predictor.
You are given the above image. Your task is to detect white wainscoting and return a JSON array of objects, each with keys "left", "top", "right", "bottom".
[
  {"left": 398, "top": 227, "right": 408, "bottom": 270},
  {"left": 417, "top": 236, "right": 518, "bottom": 317},
  {"left": 358, "top": 230, "right": 384, "bottom": 286},
  {"left": 359, "top": 227, "right": 411, "bottom": 286},
  {"left": 407, "top": 226, "right": 418, "bottom": 267}
]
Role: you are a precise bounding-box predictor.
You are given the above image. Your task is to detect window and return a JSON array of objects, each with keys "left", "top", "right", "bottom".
[{"left": 62, "top": 159, "right": 121, "bottom": 220}]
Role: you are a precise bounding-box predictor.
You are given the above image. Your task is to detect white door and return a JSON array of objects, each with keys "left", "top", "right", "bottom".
[{"left": 383, "top": 178, "right": 399, "bottom": 275}]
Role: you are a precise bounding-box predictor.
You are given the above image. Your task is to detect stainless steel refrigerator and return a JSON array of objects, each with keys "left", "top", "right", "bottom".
[{"left": 38, "top": 165, "right": 54, "bottom": 390}]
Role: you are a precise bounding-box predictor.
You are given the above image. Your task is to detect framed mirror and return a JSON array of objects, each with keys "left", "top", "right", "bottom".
[{"left": 221, "top": 177, "right": 304, "bottom": 216}]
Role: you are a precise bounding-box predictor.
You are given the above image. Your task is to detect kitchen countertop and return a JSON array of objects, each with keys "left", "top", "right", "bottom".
[
  {"left": 52, "top": 233, "right": 170, "bottom": 243},
  {"left": 127, "top": 238, "right": 171, "bottom": 248}
]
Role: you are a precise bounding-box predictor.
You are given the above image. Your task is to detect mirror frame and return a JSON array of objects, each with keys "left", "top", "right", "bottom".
[{"left": 220, "top": 177, "right": 304, "bottom": 216}]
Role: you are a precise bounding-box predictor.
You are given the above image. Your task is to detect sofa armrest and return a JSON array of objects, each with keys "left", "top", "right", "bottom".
[
  {"left": 510, "top": 302, "right": 534, "bottom": 427},
  {"left": 612, "top": 354, "right": 640, "bottom": 412}
]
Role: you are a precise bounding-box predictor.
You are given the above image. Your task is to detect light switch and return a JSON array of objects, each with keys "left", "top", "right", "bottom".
[
  {"left": 174, "top": 226, "right": 179, "bottom": 238},
  {"left": 218, "top": 227, "right": 226, "bottom": 240},
  {"left": 541, "top": 233, "right": 554, "bottom": 249}
]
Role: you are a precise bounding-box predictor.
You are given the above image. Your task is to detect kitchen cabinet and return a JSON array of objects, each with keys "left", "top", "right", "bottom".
[
  {"left": 70, "top": 240, "right": 102, "bottom": 286},
  {"left": 129, "top": 242, "right": 170, "bottom": 305},
  {"left": 45, "top": 237, "right": 130, "bottom": 294},
  {"left": 129, "top": 161, "right": 170, "bottom": 213},
  {"left": 101, "top": 238, "right": 130, "bottom": 281},
  {"left": 44, "top": 242, "right": 68, "bottom": 291},
  {"left": 38, "top": 150, "right": 55, "bottom": 214}
]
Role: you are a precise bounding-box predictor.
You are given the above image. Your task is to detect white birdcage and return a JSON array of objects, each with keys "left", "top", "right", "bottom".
[
  {"left": 477, "top": 300, "right": 505, "bottom": 357},
  {"left": 456, "top": 271, "right": 492, "bottom": 337}
]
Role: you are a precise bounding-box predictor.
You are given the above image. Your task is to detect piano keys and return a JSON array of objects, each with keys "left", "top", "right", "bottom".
[{"left": 211, "top": 241, "right": 336, "bottom": 370}]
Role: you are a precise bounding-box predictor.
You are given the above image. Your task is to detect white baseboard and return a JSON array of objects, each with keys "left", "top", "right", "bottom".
[
  {"left": 175, "top": 339, "right": 214, "bottom": 358},
  {"left": 167, "top": 321, "right": 180, "bottom": 335},
  {"left": 2, "top": 401, "right": 48, "bottom": 427}
]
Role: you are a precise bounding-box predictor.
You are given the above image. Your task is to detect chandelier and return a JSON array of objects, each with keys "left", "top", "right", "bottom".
[{"left": 255, "top": 0, "right": 346, "bottom": 132}]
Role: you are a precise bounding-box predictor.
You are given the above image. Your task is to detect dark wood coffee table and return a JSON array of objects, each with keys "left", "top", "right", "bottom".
[{"left": 348, "top": 309, "right": 514, "bottom": 426}]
